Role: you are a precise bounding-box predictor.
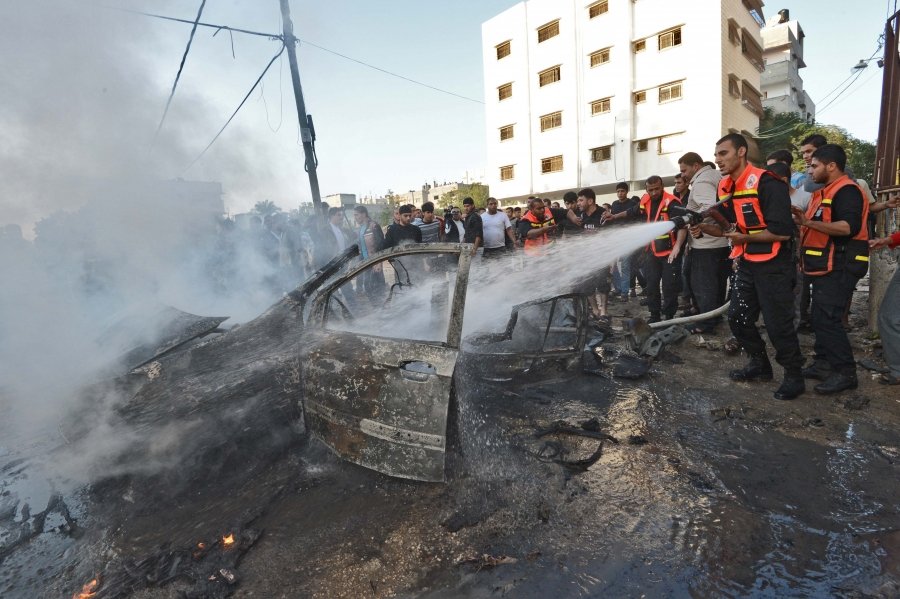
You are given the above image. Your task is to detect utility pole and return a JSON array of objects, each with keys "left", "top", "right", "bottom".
[{"left": 279, "top": 0, "right": 323, "bottom": 215}]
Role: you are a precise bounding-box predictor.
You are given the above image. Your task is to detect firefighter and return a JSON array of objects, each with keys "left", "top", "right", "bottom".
[
  {"left": 792, "top": 144, "right": 869, "bottom": 394},
  {"left": 517, "top": 197, "right": 570, "bottom": 256},
  {"left": 604, "top": 175, "right": 686, "bottom": 323},
  {"left": 692, "top": 133, "right": 804, "bottom": 400}
]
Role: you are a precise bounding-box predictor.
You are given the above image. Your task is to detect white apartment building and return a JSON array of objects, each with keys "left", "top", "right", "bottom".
[
  {"left": 761, "top": 9, "right": 815, "bottom": 122},
  {"left": 482, "top": 0, "right": 767, "bottom": 202}
]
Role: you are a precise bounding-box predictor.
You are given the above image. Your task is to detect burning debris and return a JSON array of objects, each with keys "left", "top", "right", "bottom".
[
  {"left": 69, "top": 528, "right": 262, "bottom": 598},
  {"left": 72, "top": 576, "right": 100, "bottom": 599}
]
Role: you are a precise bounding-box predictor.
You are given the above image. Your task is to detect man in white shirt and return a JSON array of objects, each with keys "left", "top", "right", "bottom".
[
  {"left": 679, "top": 152, "right": 730, "bottom": 334},
  {"left": 480, "top": 197, "right": 516, "bottom": 259}
]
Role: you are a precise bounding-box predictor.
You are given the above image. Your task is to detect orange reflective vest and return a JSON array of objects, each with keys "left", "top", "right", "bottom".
[
  {"left": 800, "top": 175, "right": 870, "bottom": 276},
  {"left": 521, "top": 208, "right": 556, "bottom": 256},
  {"left": 717, "top": 164, "right": 781, "bottom": 262},
  {"left": 639, "top": 191, "right": 679, "bottom": 257}
]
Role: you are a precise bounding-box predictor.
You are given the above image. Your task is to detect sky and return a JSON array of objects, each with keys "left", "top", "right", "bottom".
[{"left": 0, "top": 0, "right": 893, "bottom": 232}]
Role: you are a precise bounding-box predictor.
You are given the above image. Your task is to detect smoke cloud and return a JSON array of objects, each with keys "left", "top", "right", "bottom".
[{"left": 0, "top": 1, "right": 307, "bottom": 489}]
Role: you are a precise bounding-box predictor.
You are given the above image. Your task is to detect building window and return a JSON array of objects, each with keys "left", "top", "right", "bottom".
[
  {"left": 728, "top": 74, "right": 741, "bottom": 98},
  {"left": 500, "top": 165, "right": 515, "bottom": 181},
  {"left": 658, "top": 27, "right": 682, "bottom": 50},
  {"left": 537, "top": 20, "right": 560, "bottom": 43},
  {"left": 633, "top": 90, "right": 646, "bottom": 104},
  {"left": 541, "top": 155, "right": 564, "bottom": 173},
  {"left": 591, "top": 146, "right": 612, "bottom": 162},
  {"left": 727, "top": 19, "right": 741, "bottom": 45},
  {"left": 538, "top": 65, "right": 561, "bottom": 87},
  {"left": 741, "top": 80, "right": 764, "bottom": 117},
  {"left": 591, "top": 97, "right": 611, "bottom": 115},
  {"left": 658, "top": 81, "right": 683, "bottom": 103},
  {"left": 499, "top": 124, "right": 514, "bottom": 141},
  {"left": 588, "top": 0, "right": 609, "bottom": 18},
  {"left": 498, "top": 82, "right": 512, "bottom": 101},
  {"left": 539, "top": 111, "right": 562, "bottom": 132},
  {"left": 589, "top": 47, "right": 611, "bottom": 67},
  {"left": 496, "top": 40, "right": 511, "bottom": 60},
  {"left": 657, "top": 133, "right": 683, "bottom": 155},
  {"left": 741, "top": 29, "right": 765, "bottom": 71},
  {"left": 633, "top": 39, "right": 646, "bottom": 53},
  {"left": 636, "top": 140, "right": 649, "bottom": 152}
]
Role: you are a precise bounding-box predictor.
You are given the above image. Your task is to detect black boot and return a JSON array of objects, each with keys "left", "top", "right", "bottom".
[
  {"left": 729, "top": 354, "right": 773, "bottom": 382},
  {"left": 814, "top": 371, "right": 858, "bottom": 395},
  {"left": 774, "top": 374, "right": 805, "bottom": 400},
  {"left": 801, "top": 359, "right": 831, "bottom": 381}
]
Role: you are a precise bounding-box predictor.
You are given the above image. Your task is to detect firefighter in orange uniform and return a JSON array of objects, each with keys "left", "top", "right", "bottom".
[
  {"left": 517, "top": 197, "right": 571, "bottom": 256},
  {"left": 792, "top": 144, "right": 869, "bottom": 394},
  {"left": 693, "top": 133, "right": 804, "bottom": 400},
  {"left": 603, "top": 175, "right": 686, "bottom": 322}
]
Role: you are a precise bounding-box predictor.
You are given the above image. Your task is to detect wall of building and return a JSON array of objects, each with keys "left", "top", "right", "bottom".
[
  {"left": 483, "top": 0, "right": 765, "bottom": 202},
  {"left": 760, "top": 16, "right": 815, "bottom": 121}
]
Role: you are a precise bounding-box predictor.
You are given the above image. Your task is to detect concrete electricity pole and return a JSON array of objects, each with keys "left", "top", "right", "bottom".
[{"left": 279, "top": 0, "right": 323, "bottom": 215}]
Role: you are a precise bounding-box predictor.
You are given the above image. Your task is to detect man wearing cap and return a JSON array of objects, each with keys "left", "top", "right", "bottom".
[{"left": 382, "top": 204, "right": 422, "bottom": 249}]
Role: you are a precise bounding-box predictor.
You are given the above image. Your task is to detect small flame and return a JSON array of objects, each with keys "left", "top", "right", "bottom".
[
  {"left": 197, "top": 541, "right": 206, "bottom": 549},
  {"left": 222, "top": 533, "right": 235, "bottom": 547},
  {"left": 72, "top": 578, "right": 100, "bottom": 599}
]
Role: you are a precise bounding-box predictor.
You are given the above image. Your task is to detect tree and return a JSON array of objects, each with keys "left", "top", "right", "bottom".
[
  {"left": 253, "top": 200, "right": 280, "bottom": 219},
  {"left": 753, "top": 109, "right": 876, "bottom": 183},
  {"left": 436, "top": 183, "right": 490, "bottom": 210}
]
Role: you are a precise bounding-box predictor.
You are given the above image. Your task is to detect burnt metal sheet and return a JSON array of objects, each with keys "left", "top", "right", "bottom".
[
  {"left": 302, "top": 331, "right": 459, "bottom": 482},
  {"left": 460, "top": 294, "right": 588, "bottom": 382},
  {"left": 300, "top": 243, "right": 471, "bottom": 482},
  {"left": 97, "top": 305, "right": 229, "bottom": 372}
]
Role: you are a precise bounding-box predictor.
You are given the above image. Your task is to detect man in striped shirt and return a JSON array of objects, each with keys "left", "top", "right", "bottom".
[{"left": 413, "top": 201, "right": 444, "bottom": 243}]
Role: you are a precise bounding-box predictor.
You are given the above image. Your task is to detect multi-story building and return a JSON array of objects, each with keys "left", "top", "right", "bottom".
[
  {"left": 482, "top": 0, "right": 767, "bottom": 202},
  {"left": 761, "top": 9, "right": 815, "bottom": 122}
]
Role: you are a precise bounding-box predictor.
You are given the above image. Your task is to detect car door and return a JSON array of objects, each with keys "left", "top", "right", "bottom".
[{"left": 300, "top": 243, "right": 472, "bottom": 482}]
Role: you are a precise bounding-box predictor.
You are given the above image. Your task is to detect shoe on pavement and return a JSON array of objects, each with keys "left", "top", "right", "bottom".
[
  {"left": 774, "top": 376, "right": 805, "bottom": 400},
  {"left": 729, "top": 355, "right": 773, "bottom": 381},
  {"left": 814, "top": 372, "right": 858, "bottom": 395}
]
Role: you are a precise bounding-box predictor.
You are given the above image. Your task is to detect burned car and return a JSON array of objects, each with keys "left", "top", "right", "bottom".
[
  {"left": 73, "top": 243, "right": 596, "bottom": 487},
  {"left": 298, "top": 242, "right": 593, "bottom": 482}
]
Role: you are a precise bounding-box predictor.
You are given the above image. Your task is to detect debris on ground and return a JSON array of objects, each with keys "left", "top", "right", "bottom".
[
  {"left": 843, "top": 395, "right": 871, "bottom": 411},
  {"left": 693, "top": 335, "right": 722, "bottom": 351},
  {"left": 535, "top": 420, "right": 619, "bottom": 444},
  {"left": 456, "top": 554, "right": 518, "bottom": 571}
]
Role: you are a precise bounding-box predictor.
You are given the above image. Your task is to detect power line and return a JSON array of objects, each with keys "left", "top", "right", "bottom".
[
  {"left": 103, "top": 5, "right": 281, "bottom": 40},
  {"left": 298, "top": 39, "right": 484, "bottom": 105},
  {"left": 184, "top": 44, "right": 287, "bottom": 173},
  {"left": 818, "top": 66, "right": 882, "bottom": 116},
  {"left": 152, "top": 0, "right": 207, "bottom": 144},
  {"left": 108, "top": 6, "right": 485, "bottom": 105}
]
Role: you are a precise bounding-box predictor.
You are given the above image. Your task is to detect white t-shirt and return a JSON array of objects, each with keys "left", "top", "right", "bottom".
[
  {"left": 790, "top": 188, "right": 811, "bottom": 211},
  {"left": 481, "top": 211, "right": 511, "bottom": 249},
  {"left": 330, "top": 223, "right": 347, "bottom": 250}
]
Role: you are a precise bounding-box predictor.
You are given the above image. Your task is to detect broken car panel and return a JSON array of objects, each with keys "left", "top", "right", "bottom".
[{"left": 300, "top": 243, "right": 472, "bottom": 482}]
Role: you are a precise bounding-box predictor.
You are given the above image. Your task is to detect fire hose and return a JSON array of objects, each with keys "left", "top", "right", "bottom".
[{"left": 648, "top": 204, "right": 731, "bottom": 330}]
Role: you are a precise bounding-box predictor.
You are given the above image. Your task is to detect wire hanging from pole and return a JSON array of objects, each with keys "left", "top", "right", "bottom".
[
  {"left": 184, "top": 44, "right": 287, "bottom": 173},
  {"left": 153, "top": 0, "right": 207, "bottom": 145}
]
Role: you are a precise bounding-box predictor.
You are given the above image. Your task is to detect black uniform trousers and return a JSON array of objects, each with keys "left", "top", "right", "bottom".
[
  {"left": 728, "top": 254, "right": 803, "bottom": 373},
  {"left": 810, "top": 265, "right": 862, "bottom": 372},
  {"left": 644, "top": 252, "right": 682, "bottom": 319},
  {"left": 689, "top": 247, "right": 732, "bottom": 331}
]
